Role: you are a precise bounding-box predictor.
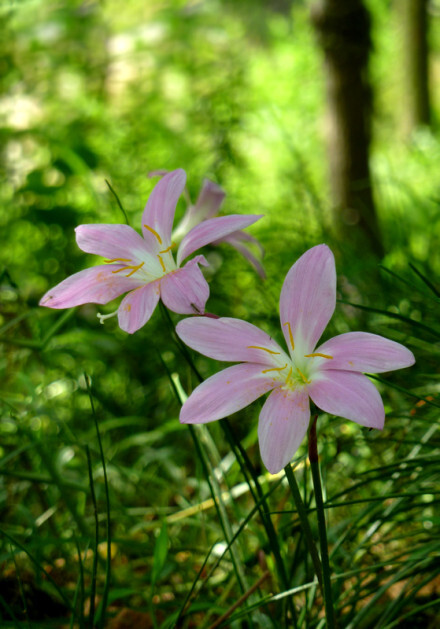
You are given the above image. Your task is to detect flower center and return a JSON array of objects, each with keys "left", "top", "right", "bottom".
[
  {"left": 262, "top": 362, "right": 312, "bottom": 390},
  {"left": 104, "top": 226, "right": 178, "bottom": 282},
  {"left": 143, "top": 223, "right": 178, "bottom": 276},
  {"left": 252, "top": 323, "right": 334, "bottom": 391}
]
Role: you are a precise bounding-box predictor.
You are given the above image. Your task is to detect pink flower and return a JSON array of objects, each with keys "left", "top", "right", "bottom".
[
  {"left": 39, "top": 169, "right": 262, "bottom": 334},
  {"left": 176, "top": 245, "right": 415, "bottom": 474},
  {"left": 151, "top": 172, "right": 266, "bottom": 278}
]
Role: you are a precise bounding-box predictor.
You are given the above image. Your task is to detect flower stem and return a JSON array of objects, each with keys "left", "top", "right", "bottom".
[
  {"left": 283, "top": 463, "right": 323, "bottom": 588},
  {"left": 308, "top": 416, "right": 336, "bottom": 629},
  {"left": 159, "top": 303, "right": 294, "bottom": 618}
]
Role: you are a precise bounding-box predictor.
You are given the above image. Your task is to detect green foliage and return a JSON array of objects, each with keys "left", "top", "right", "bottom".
[
  {"left": 152, "top": 521, "right": 169, "bottom": 588},
  {"left": 1, "top": 0, "right": 439, "bottom": 627}
]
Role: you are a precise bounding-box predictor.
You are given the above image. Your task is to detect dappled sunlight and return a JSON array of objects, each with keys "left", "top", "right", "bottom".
[{"left": 1, "top": 0, "right": 439, "bottom": 626}]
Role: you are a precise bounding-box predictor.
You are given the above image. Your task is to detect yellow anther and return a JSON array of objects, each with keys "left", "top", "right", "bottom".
[
  {"left": 283, "top": 322, "right": 295, "bottom": 351},
  {"left": 125, "top": 262, "right": 144, "bottom": 277},
  {"left": 159, "top": 243, "right": 176, "bottom": 254},
  {"left": 261, "top": 363, "right": 287, "bottom": 374},
  {"left": 105, "top": 258, "right": 132, "bottom": 264},
  {"left": 112, "top": 266, "right": 133, "bottom": 274},
  {"left": 304, "top": 352, "right": 333, "bottom": 360},
  {"left": 157, "top": 255, "right": 166, "bottom": 272},
  {"left": 296, "top": 367, "right": 310, "bottom": 385},
  {"left": 247, "top": 345, "right": 281, "bottom": 355},
  {"left": 144, "top": 224, "right": 162, "bottom": 244},
  {"left": 111, "top": 261, "right": 144, "bottom": 277}
]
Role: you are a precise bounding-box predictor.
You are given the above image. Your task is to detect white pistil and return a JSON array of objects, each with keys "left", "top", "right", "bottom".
[{"left": 97, "top": 309, "right": 119, "bottom": 324}]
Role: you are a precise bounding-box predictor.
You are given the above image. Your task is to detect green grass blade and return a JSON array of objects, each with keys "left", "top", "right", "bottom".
[
  {"left": 84, "top": 374, "right": 112, "bottom": 629},
  {"left": 409, "top": 262, "right": 440, "bottom": 297},
  {"left": 85, "top": 445, "right": 99, "bottom": 629},
  {"left": 105, "top": 179, "right": 130, "bottom": 226}
]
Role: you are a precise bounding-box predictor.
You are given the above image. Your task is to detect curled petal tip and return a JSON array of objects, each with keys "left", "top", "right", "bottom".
[
  {"left": 39, "top": 296, "right": 55, "bottom": 308},
  {"left": 148, "top": 168, "right": 170, "bottom": 178},
  {"left": 177, "top": 214, "right": 263, "bottom": 265}
]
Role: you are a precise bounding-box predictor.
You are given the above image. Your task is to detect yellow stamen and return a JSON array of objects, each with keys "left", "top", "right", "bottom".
[
  {"left": 304, "top": 352, "right": 333, "bottom": 360},
  {"left": 285, "top": 366, "right": 293, "bottom": 384},
  {"left": 157, "top": 255, "right": 166, "bottom": 272},
  {"left": 112, "top": 266, "right": 133, "bottom": 274},
  {"left": 144, "top": 224, "right": 162, "bottom": 244},
  {"left": 125, "top": 262, "right": 144, "bottom": 277},
  {"left": 296, "top": 367, "right": 310, "bottom": 384},
  {"left": 247, "top": 345, "right": 281, "bottom": 355},
  {"left": 283, "top": 322, "right": 295, "bottom": 351},
  {"left": 105, "top": 258, "right": 132, "bottom": 264},
  {"left": 159, "top": 243, "right": 176, "bottom": 254},
  {"left": 262, "top": 363, "right": 287, "bottom": 374},
  {"left": 111, "top": 261, "right": 145, "bottom": 277}
]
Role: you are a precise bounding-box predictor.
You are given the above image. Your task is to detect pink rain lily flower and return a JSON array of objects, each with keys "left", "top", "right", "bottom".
[
  {"left": 150, "top": 171, "right": 266, "bottom": 278},
  {"left": 176, "top": 245, "right": 415, "bottom": 474},
  {"left": 39, "top": 169, "right": 262, "bottom": 334}
]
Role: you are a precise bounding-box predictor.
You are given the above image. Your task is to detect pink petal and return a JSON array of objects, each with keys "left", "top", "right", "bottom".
[
  {"left": 258, "top": 387, "right": 310, "bottom": 474},
  {"left": 177, "top": 214, "right": 263, "bottom": 265},
  {"left": 117, "top": 281, "right": 161, "bottom": 334},
  {"left": 39, "top": 265, "right": 143, "bottom": 308},
  {"left": 280, "top": 245, "right": 336, "bottom": 354},
  {"left": 148, "top": 169, "right": 169, "bottom": 178},
  {"left": 180, "top": 363, "right": 276, "bottom": 424},
  {"left": 218, "top": 230, "right": 265, "bottom": 256},
  {"left": 176, "top": 316, "right": 286, "bottom": 364},
  {"left": 308, "top": 370, "right": 385, "bottom": 429},
  {"left": 222, "top": 235, "right": 266, "bottom": 279},
  {"left": 315, "top": 332, "right": 415, "bottom": 373},
  {"left": 193, "top": 179, "right": 225, "bottom": 221},
  {"left": 75, "top": 224, "right": 151, "bottom": 261},
  {"left": 142, "top": 169, "right": 186, "bottom": 245},
  {"left": 160, "top": 256, "right": 209, "bottom": 315}
]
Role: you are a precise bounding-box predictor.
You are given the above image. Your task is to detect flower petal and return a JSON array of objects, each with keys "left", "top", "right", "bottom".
[
  {"left": 160, "top": 256, "right": 209, "bottom": 315},
  {"left": 258, "top": 388, "right": 310, "bottom": 474},
  {"left": 193, "top": 179, "right": 225, "bottom": 221},
  {"left": 176, "top": 316, "right": 287, "bottom": 365},
  {"left": 217, "top": 230, "right": 265, "bottom": 255},
  {"left": 177, "top": 214, "right": 263, "bottom": 265},
  {"left": 148, "top": 169, "right": 169, "bottom": 177},
  {"left": 221, "top": 234, "right": 266, "bottom": 279},
  {"left": 180, "top": 363, "right": 276, "bottom": 424},
  {"left": 117, "top": 281, "right": 160, "bottom": 333},
  {"left": 142, "top": 169, "right": 186, "bottom": 245},
  {"left": 75, "top": 224, "right": 151, "bottom": 261},
  {"left": 315, "top": 332, "right": 415, "bottom": 373},
  {"left": 39, "top": 265, "right": 143, "bottom": 308},
  {"left": 280, "top": 244, "right": 336, "bottom": 354},
  {"left": 173, "top": 179, "right": 227, "bottom": 243},
  {"left": 308, "top": 370, "right": 385, "bottom": 429}
]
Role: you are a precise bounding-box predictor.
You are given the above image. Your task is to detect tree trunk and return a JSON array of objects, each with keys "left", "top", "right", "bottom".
[
  {"left": 311, "top": 0, "right": 383, "bottom": 257},
  {"left": 400, "top": 0, "right": 430, "bottom": 133}
]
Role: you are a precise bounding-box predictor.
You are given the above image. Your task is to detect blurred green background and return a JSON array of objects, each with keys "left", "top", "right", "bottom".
[{"left": 1, "top": 0, "right": 440, "bottom": 627}]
